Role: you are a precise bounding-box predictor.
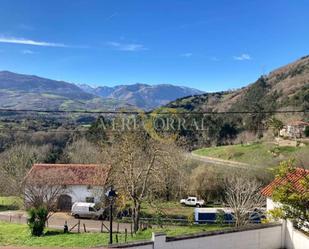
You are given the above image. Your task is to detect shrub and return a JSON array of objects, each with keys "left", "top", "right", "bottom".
[
  {"left": 27, "top": 206, "right": 48, "bottom": 236},
  {"left": 215, "top": 209, "right": 225, "bottom": 226},
  {"left": 187, "top": 212, "right": 195, "bottom": 226}
]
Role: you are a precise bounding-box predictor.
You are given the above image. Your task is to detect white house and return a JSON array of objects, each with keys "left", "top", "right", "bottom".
[
  {"left": 25, "top": 164, "right": 110, "bottom": 211},
  {"left": 279, "top": 121, "right": 309, "bottom": 138}
]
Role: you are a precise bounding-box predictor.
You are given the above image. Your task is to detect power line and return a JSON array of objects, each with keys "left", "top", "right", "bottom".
[{"left": 0, "top": 108, "right": 307, "bottom": 115}]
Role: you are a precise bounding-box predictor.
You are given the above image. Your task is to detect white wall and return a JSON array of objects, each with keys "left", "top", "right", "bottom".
[
  {"left": 66, "top": 185, "right": 104, "bottom": 203},
  {"left": 284, "top": 220, "right": 309, "bottom": 249},
  {"left": 266, "top": 198, "right": 282, "bottom": 212},
  {"left": 153, "top": 225, "right": 283, "bottom": 249},
  {"left": 111, "top": 222, "right": 309, "bottom": 249}
]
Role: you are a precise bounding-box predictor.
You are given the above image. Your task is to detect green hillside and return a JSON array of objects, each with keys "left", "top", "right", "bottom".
[{"left": 194, "top": 142, "right": 309, "bottom": 167}]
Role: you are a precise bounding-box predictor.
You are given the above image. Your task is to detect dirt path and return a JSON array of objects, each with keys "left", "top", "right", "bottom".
[{"left": 190, "top": 152, "right": 251, "bottom": 169}]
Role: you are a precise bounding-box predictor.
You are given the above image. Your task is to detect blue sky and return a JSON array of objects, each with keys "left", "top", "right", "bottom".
[{"left": 0, "top": 0, "right": 308, "bottom": 91}]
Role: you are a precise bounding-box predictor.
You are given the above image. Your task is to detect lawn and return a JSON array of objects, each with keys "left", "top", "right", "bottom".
[
  {"left": 193, "top": 142, "right": 308, "bottom": 167},
  {"left": 0, "top": 196, "right": 23, "bottom": 211},
  {"left": 0, "top": 221, "right": 227, "bottom": 247},
  {"left": 141, "top": 201, "right": 195, "bottom": 219}
]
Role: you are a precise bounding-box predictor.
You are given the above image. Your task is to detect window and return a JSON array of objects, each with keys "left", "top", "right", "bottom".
[
  {"left": 85, "top": 197, "right": 94, "bottom": 203},
  {"left": 89, "top": 207, "right": 95, "bottom": 212}
]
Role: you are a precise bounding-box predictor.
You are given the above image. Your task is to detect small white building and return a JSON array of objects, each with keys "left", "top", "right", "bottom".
[
  {"left": 25, "top": 164, "right": 110, "bottom": 211},
  {"left": 279, "top": 121, "right": 309, "bottom": 138}
]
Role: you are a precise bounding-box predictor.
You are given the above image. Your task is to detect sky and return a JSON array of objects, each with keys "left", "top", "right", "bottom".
[{"left": 0, "top": 0, "right": 308, "bottom": 91}]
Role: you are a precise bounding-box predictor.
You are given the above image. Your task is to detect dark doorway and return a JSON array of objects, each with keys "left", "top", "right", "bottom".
[{"left": 57, "top": 195, "right": 72, "bottom": 211}]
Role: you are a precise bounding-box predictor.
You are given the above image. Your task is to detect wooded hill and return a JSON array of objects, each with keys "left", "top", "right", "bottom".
[
  {"left": 167, "top": 55, "right": 309, "bottom": 114},
  {"left": 163, "top": 56, "right": 309, "bottom": 149}
]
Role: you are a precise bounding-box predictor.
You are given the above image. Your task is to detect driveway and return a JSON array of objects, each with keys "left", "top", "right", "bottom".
[{"left": 0, "top": 211, "right": 132, "bottom": 233}]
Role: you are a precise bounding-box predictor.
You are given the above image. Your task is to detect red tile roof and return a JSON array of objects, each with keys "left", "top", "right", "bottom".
[
  {"left": 288, "top": 121, "right": 309, "bottom": 126},
  {"left": 25, "top": 164, "right": 110, "bottom": 186},
  {"left": 261, "top": 168, "right": 309, "bottom": 197}
]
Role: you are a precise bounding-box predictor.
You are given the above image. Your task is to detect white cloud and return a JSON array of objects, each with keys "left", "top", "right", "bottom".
[
  {"left": 22, "top": 49, "right": 35, "bottom": 54},
  {"left": 180, "top": 53, "right": 193, "bottom": 57},
  {"left": 107, "top": 41, "right": 146, "bottom": 52},
  {"left": 0, "top": 36, "right": 67, "bottom": 47},
  {"left": 233, "top": 53, "right": 252, "bottom": 61}
]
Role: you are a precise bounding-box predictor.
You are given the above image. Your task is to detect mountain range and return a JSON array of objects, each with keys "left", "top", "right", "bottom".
[
  {"left": 78, "top": 83, "right": 203, "bottom": 109},
  {"left": 0, "top": 71, "right": 202, "bottom": 111},
  {"left": 0, "top": 55, "right": 308, "bottom": 114}
]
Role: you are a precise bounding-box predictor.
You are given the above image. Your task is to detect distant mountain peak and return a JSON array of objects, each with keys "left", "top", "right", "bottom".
[{"left": 78, "top": 82, "right": 204, "bottom": 109}]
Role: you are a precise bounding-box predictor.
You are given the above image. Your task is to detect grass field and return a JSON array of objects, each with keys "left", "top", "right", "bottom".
[
  {"left": 0, "top": 196, "right": 23, "bottom": 211},
  {"left": 193, "top": 142, "right": 308, "bottom": 167},
  {"left": 0, "top": 221, "right": 227, "bottom": 247},
  {"left": 141, "top": 201, "right": 195, "bottom": 219}
]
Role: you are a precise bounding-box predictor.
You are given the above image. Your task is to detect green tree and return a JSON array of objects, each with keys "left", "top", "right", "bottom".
[
  {"left": 267, "top": 117, "right": 284, "bottom": 137},
  {"left": 271, "top": 160, "right": 309, "bottom": 230},
  {"left": 27, "top": 206, "right": 48, "bottom": 236}
]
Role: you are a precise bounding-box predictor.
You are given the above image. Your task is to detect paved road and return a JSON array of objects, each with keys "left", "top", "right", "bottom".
[{"left": 0, "top": 211, "right": 132, "bottom": 233}]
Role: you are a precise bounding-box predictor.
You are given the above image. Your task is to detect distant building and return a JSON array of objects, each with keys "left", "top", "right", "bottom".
[
  {"left": 25, "top": 164, "right": 110, "bottom": 211},
  {"left": 279, "top": 121, "right": 309, "bottom": 138}
]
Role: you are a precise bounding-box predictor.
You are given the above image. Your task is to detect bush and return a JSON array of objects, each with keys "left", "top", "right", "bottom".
[
  {"left": 27, "top": 206, "right": 48, "bottom": 236},
  {"left": 215, "top": 209, "right": 225, "bottom": 226},
  {"left": 187, "top": 212, "right": 195, "bottom": 226}
]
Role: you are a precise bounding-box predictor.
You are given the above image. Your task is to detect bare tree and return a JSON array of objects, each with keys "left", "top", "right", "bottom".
[
  {"left": 61, "top": 137, "right": 102, "bottom": 164},
  {"left": 224, "top": 172, "right": 265, "bottom": 227},
  {"left": 0, "top": 144, "right": 51, "bottom": 195},
  {"left": 106, "top": 131, "right": 181, "bottom": 232},
  {"left": 23, "top": 169, "right": 71, "bottom": 219},
  {"left": 190, "top": 166, "right": 224, "bottom": 202}
]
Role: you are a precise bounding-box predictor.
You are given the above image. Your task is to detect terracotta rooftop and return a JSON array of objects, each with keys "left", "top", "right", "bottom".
[
  {"left": 261, "top": 168, "right": 309, "bottom": 197},
  {"left": 288, "top": 121, "right": 309, "bottom": 126},
  {"left": 25, "top": 164, "right": 110, "bottom": 186}
]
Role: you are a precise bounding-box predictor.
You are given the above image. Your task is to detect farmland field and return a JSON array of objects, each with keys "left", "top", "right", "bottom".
[{"left": 193, "top": 142, "right": 309, "bottom": 167}]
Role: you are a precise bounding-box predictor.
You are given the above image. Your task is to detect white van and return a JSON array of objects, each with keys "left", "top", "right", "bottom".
[{"left": 71, "top": 202, "right": 105, "bottom": 219}]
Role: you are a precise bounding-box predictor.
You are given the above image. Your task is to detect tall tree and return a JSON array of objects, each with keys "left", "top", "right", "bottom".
[
  {"left": 224, "top": 171, "right": 265, "bottom": 227},
  {"left": 106, "top": 131, "right": 181, "bottom": 232}
]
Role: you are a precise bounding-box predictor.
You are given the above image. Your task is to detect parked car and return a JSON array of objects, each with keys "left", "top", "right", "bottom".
[
  {"left": 180, "top": 197, "right": 205, "bottom": 207},
  {"left": 71, "top": 202, "right": 105, "bottom": 219}
]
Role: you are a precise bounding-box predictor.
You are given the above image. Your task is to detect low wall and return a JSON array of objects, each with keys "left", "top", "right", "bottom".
[
  {"left": 158, "top": 224, "right": 283, "bottom": 249},
  {"left": 284, "top": 220, "right": 309, "bottom": 249},
  {"left": 110, "top": 224, "right": 283, "bottom": 249},
  {"left": 110, "top": 222, "right": 309, "bottom": 249}
]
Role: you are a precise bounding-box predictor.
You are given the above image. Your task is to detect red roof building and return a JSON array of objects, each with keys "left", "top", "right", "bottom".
[
  {"left": 24, "top": 164, "right": 111, "bottom": 210},
  {"left": 25, "top": 164, "right": 110, "bottom": 186},
  {"left": 261, "top": 168, "right": 309, "bottom": 197}
]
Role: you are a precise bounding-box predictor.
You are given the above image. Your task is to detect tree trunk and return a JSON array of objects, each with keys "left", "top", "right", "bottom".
[{"left": 132, "top": 201, "right": 141, "bottom": 232}]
